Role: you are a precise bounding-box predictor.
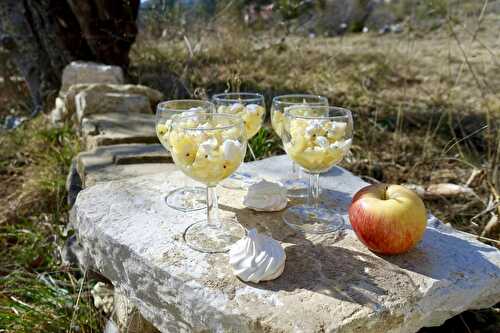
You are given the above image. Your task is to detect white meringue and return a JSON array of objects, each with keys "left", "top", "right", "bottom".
[
  {"left": 229, "top": 229, "right": 286, "bottom": 283},
  {"left": 245, "top": 104, "right": 260, "bottom": 114},
  {"left": 243, "top": 180, "right": 288, "bottom": 212},
  {"left": 330, "top": 138, "right": 352, "bottom": 153},
  {"left": 315, "top": 135, "right": 329, "bottom": 148},
  {"left": 230, "top": 103, "right": 245, "bottom": 113},
  {"left": 222, "top": 139, "right": 242, "bottom": 160}
]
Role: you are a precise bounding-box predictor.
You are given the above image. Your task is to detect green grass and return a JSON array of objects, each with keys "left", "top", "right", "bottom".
[{"left": 0, "top": 118, "right": 103, "bottom": 333}]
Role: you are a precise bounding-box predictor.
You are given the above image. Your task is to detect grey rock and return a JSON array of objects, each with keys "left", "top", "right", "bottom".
[
  {"left": 82, "top": 112, "right": 159, "bottom": 150},
  {"left": 84, "top": 163, "right": 176, "bottom": 188},
  {"left": 61, "top": 61, "right": 124, "bottom": 93},
  {"left": 75, "top": 144, "right": 172, "bottom": 187},
  {"left": 114, "top": 289, "right": 160, "bottom": 333},
  {"left": 72, "top": 155, "right": 500, "bottom": 333},
  {"left": 75, "top": 91, "right": 151, "bottom": 122},
  {"left": 66, "top": 158, "right": 82, "bottom": 207},
  {"left": 65, "top": 83, "right": 163, "bottom": 120},
  {"left": 61, "top": 234, "right": 96, "bottom": 271}
]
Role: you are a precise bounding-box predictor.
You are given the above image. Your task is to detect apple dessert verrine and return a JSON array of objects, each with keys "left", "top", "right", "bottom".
[
  {"left": 169, "top": 113, "right": 247, "bottom": 253},
  {"left": 155, "top": 100, "right": 215, "bottom": 212},
  {"left": 271, "top": 94, "right": 329, "bottom": 198},
  {"left": 212, "top": 92, "right": 265, "bottom": 189},
  {"left": 213, "top": 93, "right": 265, "bottom": 139},
  {"left": 281, "top": 105, "right": 353, "bottom": 234}
]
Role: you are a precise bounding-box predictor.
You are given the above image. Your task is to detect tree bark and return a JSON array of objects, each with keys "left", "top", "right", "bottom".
[{"left": 0, "top": 0, "right": 139, "bottom": 115}]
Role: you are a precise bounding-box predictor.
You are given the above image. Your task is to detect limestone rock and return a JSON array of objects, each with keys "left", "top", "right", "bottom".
[
  {"left": 61, "top": 61, "right": 124, "bottom": 93},
  {"left": 75, "top": 144, "right": 172, "bottom": 187},
  {"left": 65, "top": 84, "right": 163, "bottom": 119},
  {"left": 66, "top": 159, "right": 82, "bottom": 207},
  {"left": 81, "top": 112, "right": 159, "bottom": 149},
  {"left": 113, "top": 290, "right": 160, "bottom": 333},
  {"left": 75, "top": 91, "right": 151, "bottom": 122},
  {"left": 50, "top": 83, "right": 164, "bottom": 124},
  {"left": 72, "top": 155, "right": 500, "bottom": 333}
]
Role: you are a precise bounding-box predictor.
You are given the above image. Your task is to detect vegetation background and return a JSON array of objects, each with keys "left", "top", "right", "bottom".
[{"left": 0, "top": 0, "right": 499, "bottom": 332}]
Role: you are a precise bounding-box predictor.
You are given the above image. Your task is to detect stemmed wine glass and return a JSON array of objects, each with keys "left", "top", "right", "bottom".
[
  {"left": 155, "top": 100, "right": 214, "bottom": 212},
  {"left": 168, "top": 112, "right": 248, "bottom": 253},
  {"left": 271, "top": 94, "right": 329, "bottom": 197},
  {"left": 281, "top": 105, "right": 353, "bottom": 234},
  {"left": 212, "top": 92, "right": 266, "bottom": 189}
]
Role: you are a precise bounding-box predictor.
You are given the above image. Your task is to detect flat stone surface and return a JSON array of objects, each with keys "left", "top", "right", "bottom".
[
  {"left": 82, "top": 112, "right": 159, "bottom": 149},
  {"left": 76, "top": 144, "right": 172, "bottom": 187},
  {"left": 75, "top": 91, "right": 151, "bottom": 122},
  {"left": 72, "top": 155, "right": 500, "bottom": 333},
  {"left": 85, "top": 163, "right": 177, "bottom": 188}
]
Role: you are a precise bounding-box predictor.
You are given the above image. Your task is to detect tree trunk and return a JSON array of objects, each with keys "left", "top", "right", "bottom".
[{"left": 0, "top": 0, "right": 140, "bottom": 115}]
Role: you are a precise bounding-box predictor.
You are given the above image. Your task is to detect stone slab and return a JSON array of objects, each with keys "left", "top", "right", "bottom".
[
  {"left": 61, "top": 61, "right": 124, "bottom": 93},
  {"left": 75, "top": 91, "right": 151, "bottom": 122},
  {"left": 82, "top": 112, "right": 159, "bottom": 149},
  {"left": 76, "top": 144, "right": 172, "bottom": 187},
  {"left": 84, "top": 163, "right": 177, "bottom": 188},
  {"left": 72, "top": 155, "right": 500, "bottom": 333}
]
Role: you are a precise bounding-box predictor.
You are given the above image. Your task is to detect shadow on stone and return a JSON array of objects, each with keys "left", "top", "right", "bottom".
[
  {"left": 250, "top": 237, "right": 397, "bottom": 308},
  {"left": 382, "top": 225, "right": 500, "bottom": 280}
]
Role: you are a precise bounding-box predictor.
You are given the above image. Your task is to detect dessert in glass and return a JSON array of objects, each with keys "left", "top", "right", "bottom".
[
  {"left": 271, "top": 94, "right": 329, "bottom": 197},
  {"left": 212, "top": 92, "right": 266, "bottom": 188},
  {"left": 168, "top": 112, "right": 247, "bottom": 252},
  {"left": 155, "top": 100, "right": 214, "bottom": 212},
  {"left": 281, "top": 105, "right": 353, "bottom": 234}
]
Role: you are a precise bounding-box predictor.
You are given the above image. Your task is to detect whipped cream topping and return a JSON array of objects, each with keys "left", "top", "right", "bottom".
[
  {"left": 305, "top": 120, "right": 327, "bottom": 137},
  {"left": 180, "top": 108, "right": 203, "bottom": 120},
  {"left": 229, "top": 229, "right": 286, "bottom": 283},
  {"left": 230, "top": 103, "right": 245, "bottom": 113},
  {"left": 245, "top": 104, "right": 260, "bottom": 114},
  {"left": 222, "top": 139, "right": 242, "bottom": 160},
  {"left": 243, "top": 179, "right": 287, "bottom": 212},
  {"left": 330, "top": 138, "right": 352, "bottom": 152},
  {"left": 199, "top": 137, "right": 218, "bottom": 156},
  {"left": 315, "top": 135, "right": 329, "bottom": 148}
]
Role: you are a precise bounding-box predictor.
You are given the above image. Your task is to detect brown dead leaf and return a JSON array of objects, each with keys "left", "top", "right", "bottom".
[{"left": 426, "top": 183, "right": 476, "bottom": 199}]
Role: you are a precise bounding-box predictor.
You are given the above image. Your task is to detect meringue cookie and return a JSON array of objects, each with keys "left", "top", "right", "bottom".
[
  {"left": 229, "top": 229, "right": 286, "bottom": 283},
  {"left": 243, "top": 180, "right": 287, "bottom": 212},
  {"left": 222, "top": 139, "right": 242, "bottom": 160}
]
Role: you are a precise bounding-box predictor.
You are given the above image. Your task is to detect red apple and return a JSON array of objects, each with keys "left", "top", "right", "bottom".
[{"left": 348, "top": 184, "right": 427, "bottom": 255}]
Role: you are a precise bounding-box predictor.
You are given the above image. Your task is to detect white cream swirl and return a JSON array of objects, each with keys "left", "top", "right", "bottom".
[
  {"left": 243, "top": 180, "right": 288, "bottom": 212},
  {"left": 229, "top": 229, "right": 286, "bottom": 283}
]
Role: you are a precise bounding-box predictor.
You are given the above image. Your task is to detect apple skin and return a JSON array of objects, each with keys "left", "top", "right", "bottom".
[{"left": 348, "top": 184, "right": 427, "bottom": 255}]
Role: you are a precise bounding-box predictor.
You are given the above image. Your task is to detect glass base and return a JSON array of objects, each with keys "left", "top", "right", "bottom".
[
  {"left": 279, "top": 177, "right": 309, "bottom": 198},
  {"left": 184, "top": 218, "right": 246, "bottom": 253},
  {"left": 282, "top": 204, "right": 345, "bottom": 234},
  {"left": 165, "top": 186, "right": 206, "bottom": 212},
  {"left": 220, "top": 172, "right": 260, "bottom": 190}
]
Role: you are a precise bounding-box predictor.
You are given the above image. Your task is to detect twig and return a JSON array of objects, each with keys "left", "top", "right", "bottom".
[
  {"left": 442, "top": 124, "right": 488, "bottom": 155},
  {"left": 459, "top": 314, "right": 472, "bottom": 333},
  {"left": 69, "top": 269, "right": 87, "bottom": 332}
]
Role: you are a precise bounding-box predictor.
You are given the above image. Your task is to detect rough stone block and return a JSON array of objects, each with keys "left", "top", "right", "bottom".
[
  {"left": 64, "top": 84, "right": 163, "bottom": 121},
  {"left": 82, "top": 112, "right": 159, "bottom": 149},
  {"left": 72, "top": 155, "right": 500, "bottom": 333},
  {"left": 75, "top": 91, "right": 151, "bottom": 122},
  {"left": 76, "top": 144, "right": 172, "bottom": 187},
  {"left": 61, "top": 61, "right": 124, "bottom": 93}
]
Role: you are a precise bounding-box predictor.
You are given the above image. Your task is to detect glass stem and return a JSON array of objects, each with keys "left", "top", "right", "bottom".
[
  {"left": 308, "top": 173, "right": 321, "bottom": 208},
  {"left": 206, "top": 186, "right": 220, "bottom": 229}
]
